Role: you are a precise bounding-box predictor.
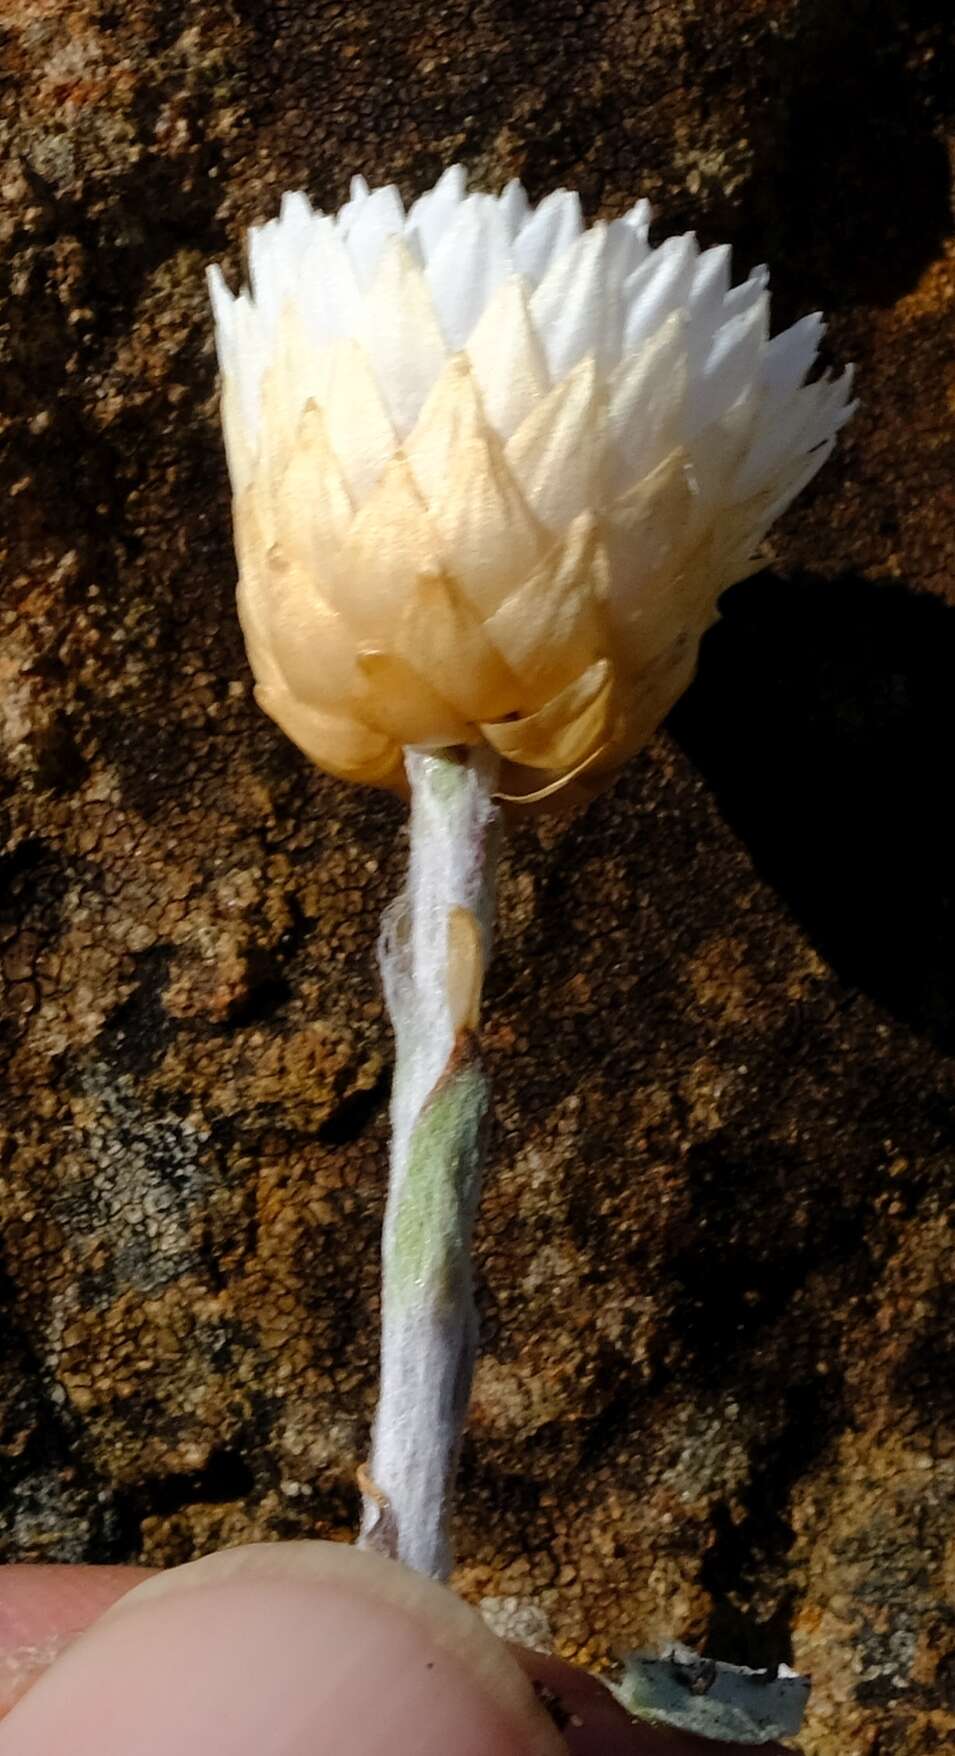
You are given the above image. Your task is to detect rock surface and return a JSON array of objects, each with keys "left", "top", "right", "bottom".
[{"left": 1, "top": 2, "right": 954, "bottom": 1752}]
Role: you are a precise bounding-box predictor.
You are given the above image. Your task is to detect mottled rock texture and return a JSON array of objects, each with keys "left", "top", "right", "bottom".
[{"left": 1, "top": 2, "right": 954, "bottom": 1752}]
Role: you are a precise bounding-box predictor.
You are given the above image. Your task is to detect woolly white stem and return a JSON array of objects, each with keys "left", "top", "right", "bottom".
[{"left": 359, "top": 746, "right": 501, "bottom": 1579}]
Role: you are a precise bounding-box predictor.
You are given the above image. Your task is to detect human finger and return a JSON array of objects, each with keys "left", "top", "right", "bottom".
[{"left": 0, "top": 1541, "right": 565, "bottom": 1756}]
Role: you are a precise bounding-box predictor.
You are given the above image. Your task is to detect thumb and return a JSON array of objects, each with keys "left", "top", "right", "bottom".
[{"left": 0, "top": 1541, "right": 566, "bottom": 1756}]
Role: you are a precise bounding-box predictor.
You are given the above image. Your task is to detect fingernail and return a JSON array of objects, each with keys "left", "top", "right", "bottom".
[{"left": 0, "top": 1542, "right": 567, "bottom": 1756}]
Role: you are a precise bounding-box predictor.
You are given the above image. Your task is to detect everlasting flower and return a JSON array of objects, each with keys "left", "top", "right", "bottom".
[
  {"left": 207, "top": 167, "right": 852, "bottom": 1627},
  {"left": 209, "top": 165, "right": 854, "bottom": 806}
]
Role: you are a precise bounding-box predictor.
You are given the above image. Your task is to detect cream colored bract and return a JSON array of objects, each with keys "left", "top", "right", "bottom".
[{"left": 209, "top": 166, "right": 853, "bottom": 805}]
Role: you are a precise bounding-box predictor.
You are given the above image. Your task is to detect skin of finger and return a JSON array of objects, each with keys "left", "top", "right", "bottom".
[
  {"left": 0, "top": 1544, "right": 567, "bottom": 1756},
  {"left": 0, "top": 1557, "right": 791, "bottom": 1756},
  {"left": 0, "top": 1566, "right": 647, "bottom": 1752},
  {"left": 0, "top": 1567, "right": 154, "bottom": 1716}
]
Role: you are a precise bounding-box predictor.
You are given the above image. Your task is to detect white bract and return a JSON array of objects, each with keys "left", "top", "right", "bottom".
[{"left": 210, "top": 165, "right": 854, "bottom": 805}]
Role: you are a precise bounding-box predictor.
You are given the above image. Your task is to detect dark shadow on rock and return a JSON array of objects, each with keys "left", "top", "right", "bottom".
[
  {"left": 739, "top": 0, "right": 955, "bottom": 313},
  {"left": 670, "top": 571, "right": 955, "bottom": 1054},
  {"left": 699, "top": 1379, "right": 838, "bottom": 1669},
  {"left": 640, "top": 0, "right": 955, "bottom": 319}
]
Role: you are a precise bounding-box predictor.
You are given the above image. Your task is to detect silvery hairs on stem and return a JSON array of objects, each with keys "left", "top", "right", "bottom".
[{"left": 208, "top": 165, "right": 853, "bottom": 1588}]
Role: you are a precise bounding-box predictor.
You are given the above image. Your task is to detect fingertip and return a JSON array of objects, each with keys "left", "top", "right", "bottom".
[{"left": 0, "top": 1543, "right": 567, "bottom": 1756}]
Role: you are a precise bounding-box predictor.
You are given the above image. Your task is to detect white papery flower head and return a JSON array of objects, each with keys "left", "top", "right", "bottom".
[{"left": 209, "top": 165, "right": 854, "bottom": 806}]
